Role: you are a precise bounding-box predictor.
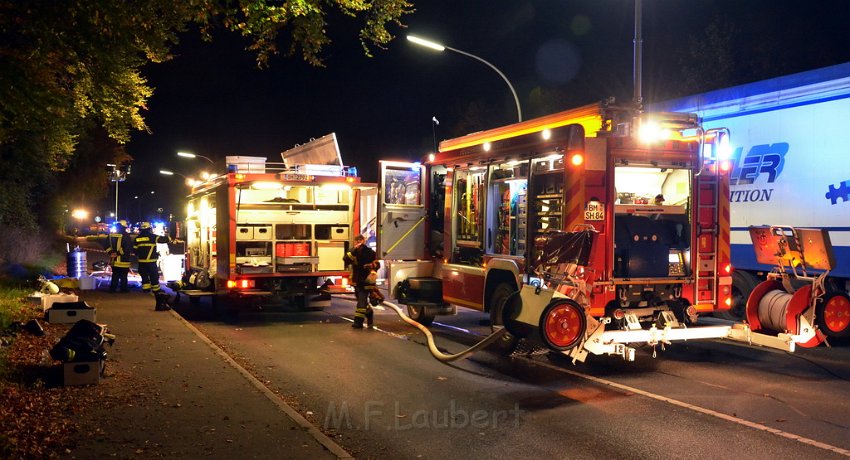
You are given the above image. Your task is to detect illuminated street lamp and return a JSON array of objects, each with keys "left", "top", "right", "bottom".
[
  {"left": 177, "top": 151, "right": 216, "bottom": 167},
  {"left": 106, "top": 163, "right": 130, "bottom": 221},
  {"left": 160, "top": 169, "right": 197, "bottom": 187},
  {"left": 68, "top": 208, "right": 89, "bottom": 236},
  {"left": 407, "top": 34, "right": 522, "bottom": 122},
  {"left": 71, "top": 208, "right": 89, "bottom": 220}
]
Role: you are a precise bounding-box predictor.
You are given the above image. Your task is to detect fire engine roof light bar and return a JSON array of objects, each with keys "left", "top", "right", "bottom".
[{"left": 407, "top": 34, "right": 522, "bottom": 122}]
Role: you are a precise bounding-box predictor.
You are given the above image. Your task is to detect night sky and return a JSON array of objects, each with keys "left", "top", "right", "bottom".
[{"left": 122, "top": 0, "right": 850, "bottom": 221}]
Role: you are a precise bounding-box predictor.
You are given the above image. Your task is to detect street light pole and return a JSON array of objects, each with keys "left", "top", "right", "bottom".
[
  {"left": 160, "top": 169, "right": 197, "bottom": 187},
  {"left": 407, "top": 34, "right": 522, "bottom": 122},
  {"left": 177, "top": 151, "right": 216, "bottom": 167},
  {"left": 106, "top": 163, "right": 130, "bottom": 222}
]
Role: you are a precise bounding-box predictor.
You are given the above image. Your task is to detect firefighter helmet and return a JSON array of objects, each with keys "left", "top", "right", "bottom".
[
  {"left": 140, "top": 221, "right": 151, "bottom": 229},
  {"left": 118, "top": 219, "right": 128, "bottom": 228}
]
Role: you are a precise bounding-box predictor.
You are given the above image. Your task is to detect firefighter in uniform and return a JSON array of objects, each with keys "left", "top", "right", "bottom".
[
  {"left": 343, "top": 234, "right": 380, "bottom": 329},
  {"left": 107, "top": 220, "right": 133, "bottom": 293},
  {"left": 133, "top": 222, "right": 174, "bottom": 310}
]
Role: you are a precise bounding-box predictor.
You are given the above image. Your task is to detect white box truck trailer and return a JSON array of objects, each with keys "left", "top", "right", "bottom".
[{"left": 654, "top": 62, "right": 850, "bottom": 338}]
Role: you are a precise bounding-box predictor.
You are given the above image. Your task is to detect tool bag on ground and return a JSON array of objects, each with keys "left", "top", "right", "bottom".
[{"left": 50, "top": 319, "right": 114, "bottom": 364}]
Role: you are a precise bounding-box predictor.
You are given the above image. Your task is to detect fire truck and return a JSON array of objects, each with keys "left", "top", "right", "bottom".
[
  {"left": 180, "top": 134, "right": 367, "bottom": 310},
  {"left": 377, "top": 101, "right": 832, "bottom": 361}
]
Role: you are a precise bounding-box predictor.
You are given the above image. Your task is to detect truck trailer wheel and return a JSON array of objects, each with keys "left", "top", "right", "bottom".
[
  {"left": 716, "top": 271, "right": 757, "bottom": 321},
  {"left": 816, "top": 291, "right": 850, "bottom": 338},
  {"left": 539, "top": 299, "right": 586, "bottom": 351}
]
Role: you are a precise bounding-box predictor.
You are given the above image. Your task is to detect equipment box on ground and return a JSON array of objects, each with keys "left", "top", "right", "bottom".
[
  {"left": 46, "top": 301, "right": 96, "bottom": 324},
  {"left": 40, "top": 293, "right": 79, "bottom": 311},
  {"left": 63, "top": 361, "right": 102, "bottom": 386}
]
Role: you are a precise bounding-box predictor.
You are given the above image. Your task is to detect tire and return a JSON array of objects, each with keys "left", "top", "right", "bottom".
[
  {"left": 191, "top": 270, "right": 212, "bottom": 291},
  {"left": 407, "top": 304, "right": 435, "bottom": 326},
  {"left": 489, "top": 282, "right": 519, "bottom": 354},
  {"left": 539, "top": 299, "right": 586, "bottom": 351},
  {"left": 816, "top": 291, "right": 850, "bottom": 338},
  {"left": 716, "top": 271, "right": 758, "bottom": 321},
  {"left": 668, "top": 298, "right": 696, "bottom": 326}
]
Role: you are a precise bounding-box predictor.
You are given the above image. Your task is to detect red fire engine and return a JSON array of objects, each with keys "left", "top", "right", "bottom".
[
  {"left": 377, "top": 102, "right": 828, "bottom": 361},
  {"left": 180, "top": 134, "right": 369, "bottom": 310}
]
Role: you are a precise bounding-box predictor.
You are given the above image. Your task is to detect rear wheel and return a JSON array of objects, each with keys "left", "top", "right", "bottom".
[
  {"left": 716, "top": 271, "right": 757, "bottom": 321},
  {"left": 816, "top": 291, "right": 850, "bottom": 338},
  {"left": 668, "top": 298, "right": 696, "bottom": 326},
  {"left": 489, "top": 282, "right": 519, "bottom": 355},
  {"left": 407, "top": 304, "right": 435, "bottom": 326},
  {"left": 190, "top": 269, "right": 213, "bottom": 291}
]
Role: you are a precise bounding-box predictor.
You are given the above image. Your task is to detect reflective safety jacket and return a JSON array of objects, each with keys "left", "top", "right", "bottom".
[
  {"left": 343, "top": 244, "right": 379, "bottom": 286},
  {"left": 133, "top": 229, "right": 172, "bottom": 263},
  {"left": 107, "top": 231, "right": 133, "bottom": 268}
]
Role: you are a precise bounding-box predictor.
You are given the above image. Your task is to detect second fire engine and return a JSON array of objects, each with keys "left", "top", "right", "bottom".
[
  {"left": 179, "top": 134, "right": 370, "bottom": 311},
  {"left": 376, "top": 101, "right": 833, "bottom": 361}
]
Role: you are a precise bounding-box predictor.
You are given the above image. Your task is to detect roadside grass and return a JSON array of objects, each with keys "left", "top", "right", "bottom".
[
  {"left": 0, "top": 285, "right": 41, "bottom": 378},
  {"left": 0, "top": 286, "right": 34, "bottom": 329},
  {"left": 0, "top": 227, "right": 66, "bottom": 378},
  {"left": 0, "top": 228, "right": 89, "bottom": 457}
]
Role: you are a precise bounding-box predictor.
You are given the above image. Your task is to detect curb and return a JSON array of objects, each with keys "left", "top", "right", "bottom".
[{"left": 167, "top": 309, "right": 354, "bottom": 459}]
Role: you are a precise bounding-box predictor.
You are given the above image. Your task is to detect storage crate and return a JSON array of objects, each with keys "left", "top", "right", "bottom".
[
  {"left": 236, "top": 226, "right": 254, "bottom": 240},
  {"left": 46, "top": 301, "right": 96, "bottom": 324},
  {"left": 330, "top": 226, "right": 350, "bottom": 241},
  {"left": 41, "top": 293, "right": 79, "bottom": 311},
  {"left": 284, "top": 242, "right": 311, "bottom": 257},
  {"left": 275, "top": 262, "right": 313, "bottom": 272},
  {"left": 78, "top": 276, "right": 96, "bottom": 290},
  {"left": 254, "top": 226, "right": 272, "bottom": 240},
  {"left": 63, "top": 361, "right": 102, "bottom": 386},
  {"left": 226, "top": 156, "right": 266, "bottom": 173},
  {"left": 236, "top": 265, "right": 273, "bottom": 274},
  {"left": 317, "top": 242, "right": 346, "bottom": 271}
]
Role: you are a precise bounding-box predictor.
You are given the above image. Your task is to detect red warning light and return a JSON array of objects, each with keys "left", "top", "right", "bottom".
[{"left": 570, "top": 153, "right": 584, "bottom": 167}]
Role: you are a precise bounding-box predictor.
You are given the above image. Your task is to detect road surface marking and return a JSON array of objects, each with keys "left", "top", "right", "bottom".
[
  {"left": 338, "top": 296, "right": 850, "bottom": 456},
  {"left": 521, "top": 357, "right": 850, "bottom": 457},
  {"left": 170, "top": 310, "right": 354, "bottom": 459}
]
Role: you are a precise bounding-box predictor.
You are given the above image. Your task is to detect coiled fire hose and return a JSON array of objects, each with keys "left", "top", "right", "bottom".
[{"left": 378, "top": 300, "right": 508, "bottom": 363}]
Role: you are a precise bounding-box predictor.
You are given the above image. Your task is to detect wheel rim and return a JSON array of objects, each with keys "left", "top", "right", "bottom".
[
  {"left": 542, "top": 301, "right": 583, "bottom": 349},
  {"left": 823, "top": 294, "right": 850, "bottom": 334}
]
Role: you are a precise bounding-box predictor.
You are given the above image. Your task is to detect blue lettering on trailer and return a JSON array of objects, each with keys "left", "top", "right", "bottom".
[
  {"left": 729, "top": 143, "right": 788, "bottom": 185},
  {"left": 729, "top": 189, "right": 774, "bottom": 203}
]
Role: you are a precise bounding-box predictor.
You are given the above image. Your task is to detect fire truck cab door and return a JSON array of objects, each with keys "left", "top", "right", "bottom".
[{"left": 377, "top": 161, "right": 428, "bottom": 260}]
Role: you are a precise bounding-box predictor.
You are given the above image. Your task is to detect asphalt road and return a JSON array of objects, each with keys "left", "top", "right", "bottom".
[{"left": 176, "top": 296, "right": 850, "bottom": 459}]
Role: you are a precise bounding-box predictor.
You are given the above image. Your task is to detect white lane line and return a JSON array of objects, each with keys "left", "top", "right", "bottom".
[
  {"left": 520, "top": 356, "right": 850, "bottom": 457},
  {"left": 335, "top": 297, "right": 849, "bottom": 456}
]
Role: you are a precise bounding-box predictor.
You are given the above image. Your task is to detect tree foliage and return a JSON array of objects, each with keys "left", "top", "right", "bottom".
[{"left": 0, "top": 0, "right": 412, "bottom": 228}]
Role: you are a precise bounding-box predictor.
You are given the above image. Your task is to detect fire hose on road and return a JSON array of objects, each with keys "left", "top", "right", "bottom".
[
  {"left": 380, "top": 300, "right": 508, "bottom": 362},
  {"left": 338, "top": 293, "right": 508, "bottom": 362}
]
